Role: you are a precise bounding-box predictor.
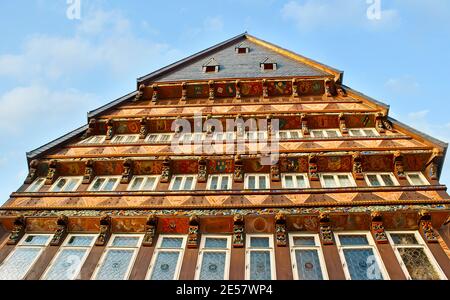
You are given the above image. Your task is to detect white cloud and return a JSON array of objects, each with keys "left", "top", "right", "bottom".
[
  {"left": 281, "top": 0, "right": 399, "bottom": 32},
  {"left": 408, "top": 110, "right": 429, "bottom": 120},
  {"left": 385, "top": 75, "right": 420, "bottom": 94},
  {"left": 204, "top": 16, "right": 224, "bottom": 32}
]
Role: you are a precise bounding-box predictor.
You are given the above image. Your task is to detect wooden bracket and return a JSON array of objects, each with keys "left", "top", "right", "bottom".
[
  {"left": 50, "top": 215, "right": 69, "bottom": 246},
  {"left": 233, "top": 215, "right": 245, "bottom": 248},
  {"left": 7, "top": 216, "right": 26, "bottom": 245},
  {"left": 143, "top": 215, "right": 158, "bottom": 247},
  {"left": 275, "top": 213, "right": 287, "bottom": 247},
  {"left": 187, "top": 215, "right": 200, "bottom": 249},
  {"left": 95, "top": 215, "right": 112, "bottom": 246}
]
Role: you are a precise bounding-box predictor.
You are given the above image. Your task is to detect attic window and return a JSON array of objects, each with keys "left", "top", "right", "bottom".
[
  {"left": 202, "top": 58, "right": 220, "bottom": 73},
  {"left": 235, "top": 43, "right": 250, "bottom": 54},
  {"left": 260, "top": 57, "right": 277, "bottom": 71}
]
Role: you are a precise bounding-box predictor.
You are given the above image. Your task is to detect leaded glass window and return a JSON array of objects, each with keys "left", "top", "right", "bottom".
[
  {"left": 246, "top": 235, "right": 275, "bottom": 280},
  {"left": 26, "top": 177, "right": 46, "bottom": 193},
  {"left": 0, "top": 234, "right": 52, "bottom": 280},
  {"left": 169, "top": 175, "right": 197, "bottom": 191},
  {"left": 282, "top": 173, "right": 309, "bottom": 189},
  {"left": 50, "top": 177, "right": 83, "bottom": 192},
  {"left": 147, "top": 235, "right": 187, "bottom": 280},
  {"left": 93, "top": 234, "right": 143, "bottom": 280},
  {"left": 196, "top": 236, "right": 231, "bottom": 280},
  {"left": 320, "top": 173, "right": 356, "bottom": 188},
  {"left": 207, "top": 174, "right": 232, "bottom": 190},
  {"left": 336, "top": 232, "right": 387, "bottom": 280},
  {"left": 364, "top": 173, "right": 398, "bottom": 187},
  {"left": 128, "top": 176, "right": 159, "bottom": 191},
  {"left": 290, "top": 234, "right": 328, "bottom": 280},
  {"left": 387, "top": 232, "right": 446, "bottom": 280},
  {"left": 42, "top": 234, "right": 96, "bottom": 280},
  {"left": 405, "top": 172, "right": 429, "bottom": 186},
  {"left": 88, "top": 176, "right": 121, "bottom": 192},
  {"left": 244, "top": 174, "right": 270, "bottom": 190}
]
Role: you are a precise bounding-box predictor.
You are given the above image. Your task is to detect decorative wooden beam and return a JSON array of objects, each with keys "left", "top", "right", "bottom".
[
  {"left": 45, "top": 160, "right": 58, "bottom": 185},
  {"left": 105, "top": 119, "right": 115, "bottom": 140},
  {"left": 187, "top": 215, "right": 200, "bottom": 249},
  {"left": 7, "top": 216, "right": 26, "bottom": 245},
  {"left": 151, "top": 84, "right": 159, "bottom": 102},
  {"left": 121, "top": 159, "right": 134, "bottom": 184},
  {"left": 262, "top": 79, "right": 269, "bottom": 98},
  {"left": 95, "top": 215, "right": 112, "bottom": 246},
  {"left": 308, "top": 154, "right": 319, "bottom": 181},
  {"left": 181, "top": 82, "right": 188, "bottom": 102},
  {"left": 160, "top": 157, "right": 172, "bottom": 183},
  {"left": 50, "top": 215, "right": 69, "bottom": 246},
  {"left": 301, "top": 113, "right": 309, "bottom": 136},
  {"left": 419, "top": 210, "right": 439, "bottom": 243},
  {"left": 319, "top": 213, "right": 334, "bottom": 245},
  {"left": 198, "top": 157, "right": 208, "bottom": 183},
  {"left": 352, "top": 152, "right": 364, "bottom": 180},
  {"left": 275, "top": 213, "right": 287, "bottom": 247},
  {"left": 339, "top": 113, "right": 348, "bottom": 134},
  {"left": 82, "top": 160, "right": 95, "bottom": 184},
  {"left": 235, "top": 80, "right": 242, "bottom": 99},
  {"left": 134, "top": 84, "right": 146, "bottom": 102},
  {"left": 143, "top": 215, "right": 158, "bottom": 247},
  {"left": 370, "top": 212, "right": 388, "bottom": 244},
  {"left": 292, "top": 78, "right": 299, "bottom": 98},
  {"left": 139, "top": 117, "right": 149, "bottom": 139},
  {"left": 24, "top": 160, "right": 39, "bottom": 184},
  {"left": 394, "top": 151, "right": 406, "bottom": 180},
  {"left": 271, "top": 161, "right": 280, "bottom": 182},
  {"left": 233, "top": 214, "right": 245, "bottom": 248},
  {"left": 208, "top": 80, "right": 215, "bottom": 100},
  {"left": 234, "top": 155, "right": 244, "bottom": 183}
]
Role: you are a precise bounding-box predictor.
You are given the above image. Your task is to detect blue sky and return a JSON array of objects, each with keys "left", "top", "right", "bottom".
[{"left": 0, "top": 0, "right": 449, "bottom": 204}]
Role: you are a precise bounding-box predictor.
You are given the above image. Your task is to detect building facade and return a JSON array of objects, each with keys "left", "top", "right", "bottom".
[{"left": 0, "top": 33, "right": 449, "bottom": 280}]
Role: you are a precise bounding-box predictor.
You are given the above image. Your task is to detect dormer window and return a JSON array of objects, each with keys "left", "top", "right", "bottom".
[
  {"left": 202, "top": 58, "right": 220, "bottom": 73},
  {"left": 235, "top": 42, "right": 250, "bottom": 54},
  {"left": 260, "top": 57, "right": 277, "bottom": 71}
]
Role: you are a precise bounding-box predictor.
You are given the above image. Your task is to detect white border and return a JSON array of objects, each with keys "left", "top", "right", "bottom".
[
  {"left": 245, "top": 234, "right": 277, "bottom": 280},
  {"left": 289, "top": 233, "right": 328, "bottom": 280},
  {"left": 50, "top": 176, "right": 83, "bottom": 192},
  {"left": 405, "top": 172, "right": 430, "bottom": 186},
  {"left": 277, "top": 130, "right": 303, "bottom": 140},
  {"left": 169, "top": 175, "right": 198, "bottom": 191},
  {"left": 206, "top": 174, "right": 233, "bottom": 190},
  {"left": 88, "top": 176, "right": 121, "bottom": 192},
  {"left": 310, "top": 129, "right": 342, "bottom": 138},
  {"left": 110, "top": 134, "right": 140, "bottom": 144},
  {"left": 348, "top": 128, "right": 379, "bottom": 137},
  {"left": 25, "top": 177, "right": 46, "bottom": 193},
  {"left": 281, "top": 173, "right": 310, "bottom": 189},
  {"left": 364, "top": 173, "right": 399, "bottom": 187},
  {"left": 244, "top": 174, "right": 271, "bottom": 190},
  {"left": 319, "top": 173, "right": 357, "bottom": 188},
  {"left": 127, "top": 175, "right": 160, "bottom": 191},
  {"left": 194, "top": 235, "right": 232, "bottom": 280},
  {"left": 79, "top": 135, "right": 106, "bottom": 145}
]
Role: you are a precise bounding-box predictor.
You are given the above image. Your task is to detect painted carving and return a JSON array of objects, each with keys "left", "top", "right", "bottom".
[
  {"left": 50, "top": 215, "right": 69, "bottom": 246},
  {"left": 121, "top": 159, "right": 134, "bottom": 184},
  {"left": 308, "top": 154, "right": 319, "bottom": 181},
  {"left": 394, "top": 151, "right": 406, "bottom": 179},
  {"left": 325, "top": 79, "right": 337, "bottom": 97},
  {"left": 151, "top": 84, "right": 159, "bottom": 102},
  {"left": 419, "top": 210, "right": 439, "bottom": 243},
  {"left": 187, "top": 215, "right": 200, "bottom": 249},
  {"left": 275, "top": 213, "right": 287, "bottom": 247},
  {"left": 134, "top": 84, "right": 145, "bottom": 102},
  {"left": 339, "top": 113, "right": 348, "bottom": 134},
  {"left": 370, "top": 212, "right": 388, "bottom": 244},
  {"left": 292, "top": 78, "right": 299, "bottom": 97},
  {"left": 271, "top": 162, "right": 280, "bottom": 182},
  {"left": 82, "top": 160, "right": 95, "bottom": 184},
  {"left": 352, "top": 152, "right": 364, "bottom": 180},
  {"left": 7, "top": 216, "right": 26, "bottom": 245},
  {"left": 160, "top": 157, "right": 172, "bottom": 183},
  {"left": 139, "top": 117, "right": 149, "bottom": 139},
  {"left": 235, "top": 80, "right": 242, "bottom": 99},
  {"left": 208, "top": 80, "right": 215, "bottom": 100},
  {"left": 105, "top": 119, "right": 115, "bottom": 140},
  {"left": 236, "top": 115, "right": 244, "bottom": 138},
  {"left": 301, "top": 113, "right": 309, "bottom": 136},
  {"left": 181, "top": 82, "right": 188, "bottom": 101},
  {"left": 375, "top": 113, "right": 386, "bottom": 133},
  {"left": 198, "top": 157, "right": 208, "bottom": 183},
  {"left": 82, "top": 119, "right": 97, "bottom": 140},
  {"left": 428, "top": 149, "right": 443, "bottom": 181},
  {"left": 337, "top": 86, "right": 347, "bottom": 97},
  {"left": 45, "top": 160, "right": 58, "bottom": 185},
  {"left": 234, "top": 155, "right": 244, "bottom": 183},
  {"left": 24, "top": 160, "right": 39, "bottom": 184},
  {"left": 319, "top": 213, "right": 334, "bottom": 245},
  {"left": 143, "top": 215, "right": 158, "bottom": 247},
  {"left": 95, "top": 215, "right": 112, "bottom": 246},
  {"left": 262, "top": 79, "right": 269, "bottom": 98},
  {"left": 233, "top": 214, "right": 245, "bottom": 248}
]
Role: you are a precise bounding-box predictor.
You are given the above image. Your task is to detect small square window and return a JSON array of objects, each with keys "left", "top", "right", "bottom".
[
  {"left": 365, "top": 173, "right": 398, "bottom": 187},
  {"left": 244, "top": 174, "right": 270, "bottom": 190},
  {"left": 128, "top": 176, "right": 159, "bottom": 191},
  {"left": 310, "top": 129, "right": 341, "bottom": 138},
  {"left": 320, "top": 173, "right": 356, "bottom": 188},
  {"left": 282, "top": 173, "right": 309, "bottom": 189},
  {"left": 207, "top": 174, "right": 232, "bottom": 190},
  {"left": 111, "top": 135, "right": 139, "bottom": 144}
]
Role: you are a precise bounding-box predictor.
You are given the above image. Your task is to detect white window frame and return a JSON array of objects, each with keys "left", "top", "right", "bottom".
[
  {"left": 88, "top": 176, "right": 121, "bottom": 192},
  {"left": 146, "top": 133, "right": 175, "bottom": 144},
  {"left": 277, "top": 130, "right": 303, "bottom": 140},
  {"left": 195, "top": 235, "right": 232, "bottom": 280},
  {"left": 289, "top": 233, "right": 328, "bottom": 280},
  {"left": 310, "top": 129, "right": 342, "bottom": 138},
  {"left": 213, "top": 132, "right": 236, "bottom": 142},
  {"left": 405, "top": 172, "right": 430, "bottom": 186},
  {"left": 206, "top": 174, "right": 233, "bottom": 191},
  {"left": 244, "top": 174, "right": 271, "bottom": 190},
  {"left": 110, "top": 134, "right": 140, "bottom": 144},
  {"left": 386, "top": 231, "right": 447, "bottom": 280},
  {"left": 25, "top": 177, "right": 46, "bottom": 193},
  {"left": 92, "top": 234, "right": 144, "bottom": 280},
  {"left": 169, "top": 175, "right": 198, "bottom": 191},
  {"left": 245, "top": 234, "right": 277, "bottom": 280},
  {"left": 348, "top": 128, "right": 379, "bottom": 137},
  {"left": 146, "top": 235, "right": 188, "bottom": 280},
  {"left": 281, "top": 173, "right": 310, "bottom": 189},
  {"left": 50, "top": 176, "right": 83, "bottom": 192},
  {"left": 245, "top": 131, "right": 268, "bottom": 141},
  {"left": 319, "top": 173, "right": 357, "bottom": 188},
  {"left": 0, "top": 234, "right": 53, "bottom": 280},
  {"left": 127, "top": 175, "right": 160, "bottom": 191},
  {"left": 364, "top": 173, "right": 399, "bottom": 187},
  {"left": 335, "top": 231, "right": 389, "bottom": 280},
  {"left": 41, "top": 234, "right": 98, "bottom": 280},
  {"left": 79, "top": 135, "right": 106, "bottom": 145}
]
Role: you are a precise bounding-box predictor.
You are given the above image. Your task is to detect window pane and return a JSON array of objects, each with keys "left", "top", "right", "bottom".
[
  {"left": 295, "top": 176, "right": 307, "bottom": 188},
  {"left": 44, "top": 249, "right": 87, "bottom": 280},
  {"left": 22, "top": 235, "right": 51, "bottom": 246},
  {"left": 150, "top": 252, "right": 180, "bottom": 280},
  {"left": 200, "top": 252, "right": 226, "bottom": 280},
  {"left": 130, "top": 177, "right": 144, "bottom": 191},
  {"left": 220, "top": 176, "right": 229, "bottom": 190},
  {"left": 0, "top": 248, "right": 41, "bottom": 280},
  {"left": 205, "top": 238, "right": 228, "bottom": 249},
  {"left": 295, "top": 249, "right": 323, "bottom": 280},
  {"left": 64, "top": 178, "right": 79, "bottom": 192},
  {"left": 326, "top": 130, "right": 338, "bottom": 138},
  {"left": 27, "top": 178, "right": 45, "bottom": 192},
  {"left": 91, "top": 178, "right": 105, "bottom": 191},
  {"left": 290, "top": 131, "right": 300, "bottom": 139},
  {"left": 293, "top": 236, "right": 316, "bottom": 246},
  {"left": 312, "top": 131, "right": 324, "bottom": 138},
  {"left": 337, "top": 175, "right": 352, "bottom": 187},
  {"left": 250, "top": 237, "right": 270, "bottom": 248},
  {"left": 172, "top": 177, "right": 182, "bottom": 190},
  {"left": 363, "top": 129, "right": 376, "bottom": 137},
  {"left": 381, "top": 175, "right": 395, "bottom": 186},
  {"left": 350, "top": 130, "right": 362, "bottom": 137},
  {"left": 390, "top": 234, "right": 418, "bottom": 245},
  {"left": 367, "top": 175, "right": 381, "bottom": 187},
  {"left": 147, "top": 135, "right": 159, "bottom": 142},
  {"left": 161, "top": 238, "right": 184, "bottom": 249},
  {"left": 53, "top": 178, "right": 67, "bottom": 192},
  {"left": 210, "top": 176, "right": 219, "bottom": 190},
  {"left": 284, "top": 176, "right": 294, "bottom": 188},
  {"left": 95, "top": 249, "right": 134, "bottom": 280},
  {"left": 67, "top": 236, "right": 95, "bottom": 247},
  {"left": 248, "top": 176, "right": 256, "bottom": 189},
  {"left": 142, "top": 177, "right": 156, "bottom": 191},
  {"left": 408, "top": 174, "right": 425, "bottom": 185},
  {"left": 398, "top": 248, "right": 440, "bottom": 280},
  {"left": 339, "top": 235, "right": 369, "bottom": 246},
  {"left": 259, "top": 176, "right": 267, "bottom": 189},
  {"left": 183, "top": 177, "right": 194, "bottom": 190},
  {"left": 104, "top": 178, "right": 118, "bottom": 191},
  {"left": 250, "top": 251, "right": 272, "bottom": 280},
  {"left": 343, "top": 249, "right": 383, "bottom": 280},
  {"left": 279, "top": 132, "right": 288, "bottom": 139},
  {"left": 323, "top": 175, "right": 336, "bottom": 188},
  {"left": 160, "top": 134, "right": 171, "bottom": 142},
  {"left": 112, "top": 237, "right": 140, "bottom": 248}
]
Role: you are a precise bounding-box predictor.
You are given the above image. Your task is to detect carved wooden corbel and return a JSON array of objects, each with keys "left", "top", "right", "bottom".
[
  {"left": 308, "top": 154, "right": 319, "bottom": 181},
  {"left": 105, "top": 119, "right": 115, "bottom": 140},
  {"left": 24, "top": 159, "right": 39, "bottom": 184},
  {"left": 45, "top": 160, "right": 58, "bottom": 185},
  {"left": 262, "top": 79, "right": 269, "bottom": 98},
  {"left": 83, "top": 159, "right": 95, "bottom": 184},
  {"left": 95, "top": 215, "right": 112, "bottom": 246},
  {"left": 187, "top": 215, "right": 200, "bottom": 249},
  {"left": 275, "top": 213, "right": 287, "bottom": 247},
  {"left": 174, "top": 115, "right": 183, "bottom": 137},
  {"left": 143, "top": 215, "right": 158, "bottom": 247},
  {"left": 7, "top": 216, "right": 26, "bottom": 245},
  {"left": 234, "top": 155, "right": 244, "bottom": 183},
  {"left": 352, "top": 152, "right": 364, "bottom": 180},
  {"left": 160, "top": 157, "right": 172, "bottom": 183},
  {"left": 301, "top": 113, "right": 309, "bottom": 136},
  {"left": 121, "top": 159, "right": 134, "bottom": 184},
  {"left": 181, "top": 82, "right": 188, "bottom": 102},
  {"left": 50, "top": 215, "right": 69, "bottom": 246},
  {"left": 375, "top": 113, "right": 392, "bottom": 133},
  {"left": 270, "top": 161, "right": 280, "bottom": 182},
  {"left": 319, "top": 213, "right": 334, "bottom": 245},
  {"left": 236, "top": 114, "right": 245, "bottom": 139},
  {"left": 205, "top": 115, "right": 214, "bottom": 135},
  {"left": 419, "top": 210, "right": 439, "bottom": 243},
  {"left": 151, "top": 84, "right": 159, "bottom": 102},
  {"left": 394, "top": 151, "right": 406, "bottom": 179},
  {"left": 82, "top": 119, "right": 97, "bottom": 140},
  {"left": 139, "top": 117, "right": 149, "bottom": 139},
  {"left": 134, "top": 84, "right": 146, "bottom": 102},
  {"left": 198, "top": 157, "right": 208, "bottom": 183},
  {"left": 235, "top": 80, "right": 242, "bottom": 99},
  {"left": 292, "top": 78, "right": 299, "bottom": 98},
  {"left": 339, "top": 113, "right": 348, "bottom": 134},
  {"left": 427, "top": 148, "right": 443, "bottom": 181},
  {"left": 325, "top": 79, "right": 337, "bottom": 97},
  {"left": 233, "top": 214, "right": 245, "bottom": 248},
  {"left": 208, "top": 80, "right": 215, "bottom": 100},
  {"left": 370, "top": 212, "right": 388, "bottom": 244},
  {"left": 337, "top": 85, "right": 347, "bottom": 97}
]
